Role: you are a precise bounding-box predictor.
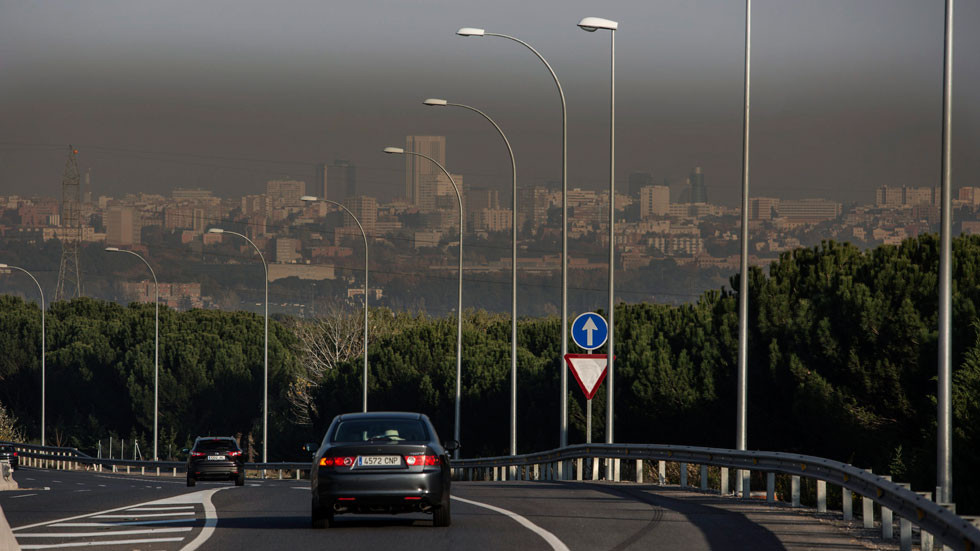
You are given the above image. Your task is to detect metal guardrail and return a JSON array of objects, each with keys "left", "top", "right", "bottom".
[
  {"left": 452, "top": 443, "right": 980, "bottom": 551},
  {"left": 7, "top": 439, "right": 980, "bottom": 549}
]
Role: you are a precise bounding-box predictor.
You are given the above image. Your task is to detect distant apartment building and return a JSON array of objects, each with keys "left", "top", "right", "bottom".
[
  {"left": 345, "top": 195, "right": 378, "bottom": 236},
  {"left": 875, "top": 185, "right": 938, "bottom": 208},
  {"left": 467, "top": 188, "right": 500, "bottom": 219},
  {"left": 776, "top": 199, "right": 842, "bottom": 222},
  {"left": 266, "top": 180, "right": 307, "bottom": 208},
  {"left": 413, "top": 230, "right": 442, "bottom": 249},
  {"left": 275, "top": 237, "right": 301, "bottom": 263},
  {"left": 18, "top": 199, "right": 60, "bottom": 227},
  {"left": 750, "top": 197, "right": 781, "bottom": 221},
  {"left": 473, "top": 208, "right": 513, "bottom": 233},
  {"left": 316, "top": 160, "right": 358, "bottom": 202},
  {"left": 106, "top": 206, "right": 141, "bottom": 246},
  {"left": 639, "top": 185, "right": 670, "bottom": 218},
  {"left": 567, "top": 188, "right": 597, "bottom": 208},
  {"left": 689, "top": 166, "right": 707, "bottom": 203},
  {"left": 959, "top": 187, "right": 980, "bottom": 207},
  {"left": 405, "top": 136, "right": 446, "bottom": 211},
  {"left": 518, "top": 187, "right": 551, "bottom": 229},
  {"left": 121, "top": 280, "right": 205, "bottom": 310},
  {"left": 669, "top": 202, "right": 719, "bottom": 218},
  {"left": 171, "top": 188, "right": 214, "bottom": 201}
]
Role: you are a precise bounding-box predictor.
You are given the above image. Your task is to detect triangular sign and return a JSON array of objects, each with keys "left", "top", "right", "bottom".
[{"left": 564, "top": 354, "right": 610, "bottom": 400}]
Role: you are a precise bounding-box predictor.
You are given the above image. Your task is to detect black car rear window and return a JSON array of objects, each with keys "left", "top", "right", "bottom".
[
  {"left": 193, "top": 439, "right": 238, "bottom": 452},
  {"left": 332, "top": 419, "right": 428, "bottom": 443}
]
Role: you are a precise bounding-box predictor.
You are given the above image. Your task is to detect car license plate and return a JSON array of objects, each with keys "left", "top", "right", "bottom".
[
  {"left": 357, "top": 455, "right": 401, "bottom": 467},
  {"left": 207, "top": 455, "right": 226, "bottom": 460}
]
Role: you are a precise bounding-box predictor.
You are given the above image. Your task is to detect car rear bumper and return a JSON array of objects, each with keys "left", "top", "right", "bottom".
[
  {"left": 189, "top": 461, "right": 241, "bottom": 478},
  {"left": 314, "top": 470, "right": 447, "bottom": 513}
]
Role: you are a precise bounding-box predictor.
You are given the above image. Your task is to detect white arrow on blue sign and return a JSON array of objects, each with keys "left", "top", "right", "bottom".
[{"left": 570, "top": 312, "right": 608, "bottom": 351}]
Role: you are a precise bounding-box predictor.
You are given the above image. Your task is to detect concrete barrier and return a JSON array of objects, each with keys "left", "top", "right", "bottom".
[
  {"left": 0, "top": 504, "right": 21, "bottom": 551},
  {"left": 0, "top": 460, "right": 18, "bottom": 491}
]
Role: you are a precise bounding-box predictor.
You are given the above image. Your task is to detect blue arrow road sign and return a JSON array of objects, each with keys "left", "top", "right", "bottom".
[{"left": 571, "top": 312, "right": 608, "bottom": 351}]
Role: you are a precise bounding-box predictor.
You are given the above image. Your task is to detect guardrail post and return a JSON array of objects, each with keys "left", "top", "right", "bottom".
[
  {"left": 817, "top": 480, "right": 827, "bottom": 512},
  {"left": 680, "top": 463, "right": 687, "bottom": 488},
  {"left": 637, "top": 460, "right": 644, "bottom": 484},
  {"left": 880, "top": 475, "right": 893, "bottom": 540},
  {"left": 914, "top": 492, "right": 932, "bottom": 551},
  {"left": 791, "top": 475, "right": 800, "bottom": 507},
  {"left": 766, "top": 472, "right": 775, "bottom": 503},
  {"left": 862, "top": 494, "right": 874, "bottom": 529},
  {"left": 701, "top": 465, "right": 708, "bottom": 491},
  {"left": 591, "top": 458, "right": 599, "bottom": 481},
  {"left": 173, "top": 467, "right": 177, "bottom": 477},
  {"left": 575, "top": 458, "right": 583, "bottom": 481},
  {"left": 279, "top": 469, "right": 284, "bottom": 480},
  {"left": 533, "top": 464, "right": 539, "bottom": 481},
  {"left": 939, "top": 503, "right": 956, "bottom": 551},
  {"left": 296, "top": 469, "right": 301, "bottom": 480},
  {"left": 843, "top": 487, "right": 852, "bottom": 520},
  {"left": 141, "top": 466, "right": 145, "bottom": 475},
  {"left": 614, "top": 458, "right": 621, "bottom": 482},
  {"left": 900, "top": 516, "right": 912, "bottom": 551},
  {"left": 721, "top": 467, "right": 729, "bottom": 495},
  {"left": 659, "top": 461, "right": 666, "bottom": 486}
]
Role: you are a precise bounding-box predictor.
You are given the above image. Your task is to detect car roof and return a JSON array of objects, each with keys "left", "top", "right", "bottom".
[
  {"left": 336, "top": 411, "right": 424, "bottom": 422},
  {"left": 194, "top": 436, "right": 238, "bottom": 442}
]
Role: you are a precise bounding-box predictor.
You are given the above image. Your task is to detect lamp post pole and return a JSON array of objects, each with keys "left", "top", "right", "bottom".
[
  {"left": 736, "top": 0, "right": 752, "bottom": 498},
  {"left": 301, "top": 196, "right": 370, "bottom": 412},
  {"left": 0, "top": 264, "right": 46, "bottom": 446},
  {"left": 384, "top": 147, "right": 463, "bottom": 457},
  {"left": 937, "top": 0, "right": 954, "bottom": 505},
  {"left": 104, "top": 248, "right": 158, "bottom": 461},
  {"left": 422, "top": 98, "right": 519, "bottom": 457},
  {"left": 457, "top": 27, "right": 570, "bottom": 454},
  {"left": 578, "top": 16, "right": 619, "bottom": 448},
  {"left": 207, "top": 229, "right": 268, "bottom": 466}
]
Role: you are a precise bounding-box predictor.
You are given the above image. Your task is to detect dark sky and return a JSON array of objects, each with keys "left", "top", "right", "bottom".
[{"left": 1, "top": 0, "right": 977, "bottom": 207}]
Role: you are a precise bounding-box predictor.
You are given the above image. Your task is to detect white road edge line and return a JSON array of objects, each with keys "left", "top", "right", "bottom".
[
  {"left": 451, "top": 495, "right": 570, "bottom": 551},
  {"left": 17, "top": 527, "right": 192, "bottom": 538},
  {"left": 20, "top": 537, "right": 185, "bottom": 549},
  {"left": 177, "top": 488, "right": 224, "bottom": 551}
]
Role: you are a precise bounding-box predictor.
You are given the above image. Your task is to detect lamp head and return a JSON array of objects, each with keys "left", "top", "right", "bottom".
[
  {"left": 207, "top": 228, "right": 225, "bottom": 234},
  {"left": 423, "top": 98, "right": 448, "bottom": 107},
  {"left": 105, "top": 247, "right": 120, "bottom": 252},
  {"left": 456, "top": 27, "right": 485, "bottom": 37},
  {"left": 300, "top": 195, "right": 318, "bottom": 202},
  {"left": 578, "top": 17, "right": 618, "bottom": 32},
  {"left": 383, "top": 147, "right": 405, "bottom": 155}
]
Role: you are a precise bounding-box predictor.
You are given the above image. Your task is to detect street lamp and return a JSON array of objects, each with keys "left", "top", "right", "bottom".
[
  {"left": 104, "top": 247, "right": 159, "bottom": 461},
  {"left": 736, "top": 0, "right": 752, "bottom": 498},
  {"left": 384, "top": 146, "right": 464, "bottom": 458},
  {"left": 0, "top": 264, "right": 45, "bottom": 446},
  {"left": 423, "top": 97, "right": 520, "bottom": 458},
  {"left": 457, "top": 26, "right": 571, "bottom": 454},
  {"left": 578, "top": 16, "right": 618, "bottom": 451},
  {"left": 300, "top": 195, "right": 370, "bottom": 412},
  {"left": 208, "top": 228, "right": 269, "bottom": 466}
]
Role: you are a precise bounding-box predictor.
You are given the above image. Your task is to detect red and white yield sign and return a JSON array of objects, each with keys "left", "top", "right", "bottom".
[{"left": 564, "top": 354, "right": 610, "bottom": 400}]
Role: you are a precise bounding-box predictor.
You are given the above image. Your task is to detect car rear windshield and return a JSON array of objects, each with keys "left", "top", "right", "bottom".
[
  {"left": 332, "top": 419, "right": 429, "bottom": 443},
  {"left": 193, "top": 439, "right": 238, "bottom": 452}
]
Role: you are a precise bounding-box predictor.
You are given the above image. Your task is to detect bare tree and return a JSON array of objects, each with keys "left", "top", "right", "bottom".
[{"left": 0, "top": 400, "right": 25, "bottom": 442}]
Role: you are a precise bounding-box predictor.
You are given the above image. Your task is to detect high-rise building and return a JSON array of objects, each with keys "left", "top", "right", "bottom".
[
  {"left": 318, "top": 160, "right": 357, "bottom": 201},
  {"left": 405, "top": 136, "right": 446, "bottom": 210},
  {"left": 750, "top": 197, "right": 780, "bottom": 221},
  {"left": 345, "top": 195, "right": 378, "bottom": 236},
  {"left": 275, "top": 237, "right": 301, "bottom": 263},
  {"left": 266, "top": 180, "right": 306, "bottom": 208},
  {"left": 628, "top": 172, "right": 653, "bottom": 198},
  {"left": 639, "top": 185, "right": 670, "bottom": 218},
  {"left": 106, "top": 206, "right": 140, "bottom": 246},
  {"left": 689, "top": 166, "right": 707, "bottom": 203}
]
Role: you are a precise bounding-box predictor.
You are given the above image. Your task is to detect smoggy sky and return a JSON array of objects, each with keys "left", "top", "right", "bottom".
[{"left": 1, "top": 0, "right": 977, "bottom": 207}]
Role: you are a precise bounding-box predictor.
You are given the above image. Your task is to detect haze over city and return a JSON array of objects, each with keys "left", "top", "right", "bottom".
[{"left": 2, "top": 0, "right": 978, "bottom": 206}]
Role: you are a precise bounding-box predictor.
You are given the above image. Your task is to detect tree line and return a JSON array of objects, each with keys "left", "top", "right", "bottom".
[{"left": 1, "top": 233, "right": 979, "bottom": 511}]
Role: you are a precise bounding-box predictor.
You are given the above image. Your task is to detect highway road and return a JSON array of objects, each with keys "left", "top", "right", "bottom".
[{"left": 1, "top": 467, "right": 888, "bottom": 550}]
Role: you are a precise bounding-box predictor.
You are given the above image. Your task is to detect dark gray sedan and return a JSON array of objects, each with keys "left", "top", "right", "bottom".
[{"left": 309, "top": 412, "right": 458, "bottom": 528}]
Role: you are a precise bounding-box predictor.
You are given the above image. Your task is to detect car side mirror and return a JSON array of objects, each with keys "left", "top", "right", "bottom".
[
  {"left": 443, "top": 440, "right": 460, "bottom": 453},
  {"left": 302, "top": 443, "right": 318, "bottom": 454},
  {"left": 181, "top": 448, "right": 189, "bottom": 454}
]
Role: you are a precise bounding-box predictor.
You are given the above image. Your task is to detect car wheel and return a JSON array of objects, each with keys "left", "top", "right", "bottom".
[
  {"left": 433, "top": 500, "right": 451, "bottom": 527},
  {"left": 187, "top": 474, "right": 196, "bottom": 487},
  {"left": 235, "top": 471, "right": 245, "bottom": 486},
  {"left": 311, "top": 498, "right": 333, "bottom": 529}
]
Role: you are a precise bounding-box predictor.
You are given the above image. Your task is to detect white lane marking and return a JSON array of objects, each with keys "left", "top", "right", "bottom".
[
  {"left": 20, "top": 537, "right": 184, "bottom": 549},
  {"left": 128, "top": 506, "right": 195, "bottom": 511},
  {"left": 25, "top": 478, "right": 35, "bottom": 481},
  {"left": 175, "top": 488, "right": 223, "bottom": 551},
  {"left": 74, "top": 483, "right": 85, "bottom": 486},
  {"left": 51, "top": 480, "right": 62, "bottom": 483},
  {"left": 72, "top": 490, "right": 90, "bottom": 493},
  {"left": 290, "top": 487, "right": 307, "bottom": 490},
  {"left": 53, "top": 519, "right": 197, "bottom": 527},
  {"left": 10, "top": 494, "right": 37, "bottom": 499},
  {"left": 93, "top": 512, "right": 194, "bottom": 519},
  {"left": 17, "top": 527, "right": 192, "bottom": 538},
  {"left": 451, "top": 495, "right": 570, "bottom": 551}
]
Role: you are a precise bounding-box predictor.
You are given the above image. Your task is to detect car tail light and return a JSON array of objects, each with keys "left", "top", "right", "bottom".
[
  {"left": 319, "top": 456, "right": 356, "bottom": 468},
  {"left": 227, "top": 450, "right": 242, "bottom": 458},
  {"left": 191, "top": 451, "right": 205, "bottom": 457},
  {"left": 404, "top": 455, "right": 440, "bottom": 466},
  {"left": 12, "top": 452, "right": 16, "bottom": 457}
]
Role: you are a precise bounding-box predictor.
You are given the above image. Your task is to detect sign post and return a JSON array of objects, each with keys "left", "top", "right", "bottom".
[{"left": 569, "top": 312, "right": 609, "bottom": 446}]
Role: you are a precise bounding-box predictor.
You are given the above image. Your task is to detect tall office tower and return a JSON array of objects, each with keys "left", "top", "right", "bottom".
[
  {"left": 315, "top": 163, "right": 327, "bottom": 200},
  {"left": 266, "top": 180, "right": 307, "bottom": 207},
  {"left": 689, "top": 166, "right": 707, "bottom": 203},
  {"left": 639, "top": 185, "right": 670, "bottom": 218},
  {"left": 405, "top": 136, "right": 446, "bottom": 211},
  {"left": 330, "top": 160, "right": 357, "bottom": 200},
  {"left": 628, "top": 172, "right": 653, "bottom": 198},
  {"left": 345, "top": 195, "right": 378, "bottom": 235},
  {"left": 106, "top": 206, "right": 140, "bottom": 246}
]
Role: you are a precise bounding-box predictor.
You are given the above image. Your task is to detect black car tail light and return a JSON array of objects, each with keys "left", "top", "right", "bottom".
[
  {"left": 227, "top": 450, "right": 242, "bottom": 458},
  {"left": 404, "top": 455, "right": 440, "bottom": 466},
  {"left": 319, "top": 456, "right": 356, "bottom": 468}
]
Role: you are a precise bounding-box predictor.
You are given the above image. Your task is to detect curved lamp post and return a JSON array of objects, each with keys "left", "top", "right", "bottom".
[
  {"left": 384, "top": 146, "right": 464, "bottom": 458},
  {"left": 457, "top": 27, "right": 571, "bottom": 452},
  {"left": 578, "top": 16, "right": 619, "bottom": 449},
  {"left": 208, "top": 228, "right": 269, "bottom": 466},
  {"left": 0, "top": 263, "right": 46, "bottom": 446},
  {"left": 423, "top": 98, "right": 519, "bottom": 458},
  {"left": 301, "top": 195, "right": 370, "bottom": 412},
  {"left": 104, "top": 247, "right": 159, "bottom": 461}
]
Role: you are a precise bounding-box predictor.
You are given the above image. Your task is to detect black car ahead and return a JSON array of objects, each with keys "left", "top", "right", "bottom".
[
  {"left": 0, "top": 444, "right": 18, "bottom": 470},
  {"left": 309, "top": 411, "right": 459, "bottom": 528},
  {"left": 185, "top": 436, "right": 245, "bottom": 487}
]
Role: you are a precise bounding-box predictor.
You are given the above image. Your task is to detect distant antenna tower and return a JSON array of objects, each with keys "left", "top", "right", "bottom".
[{"left": 55, "top": 145, "right": 82, "bottom": 300}]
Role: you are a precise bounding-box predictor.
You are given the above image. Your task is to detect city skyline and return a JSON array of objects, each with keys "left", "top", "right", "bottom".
[{"left": 1, "top": 0, "right": 978, "bottom": 208}]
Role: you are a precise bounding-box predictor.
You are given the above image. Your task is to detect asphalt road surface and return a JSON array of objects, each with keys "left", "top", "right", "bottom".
[{"left": 1, "top": 467, "right": 887, "bottom": 550}]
